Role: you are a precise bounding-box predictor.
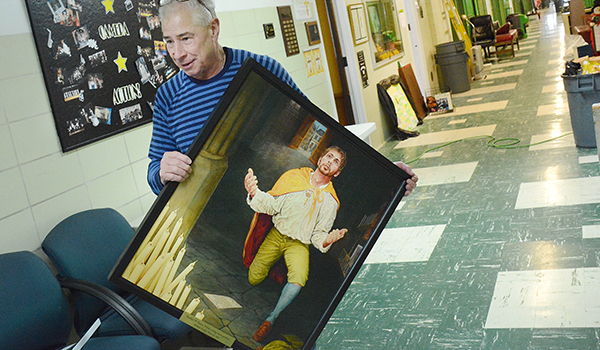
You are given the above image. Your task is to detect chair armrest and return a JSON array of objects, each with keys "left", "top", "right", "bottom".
[{"left": 58, "top": 277, "right": 154, "bottom": 337}]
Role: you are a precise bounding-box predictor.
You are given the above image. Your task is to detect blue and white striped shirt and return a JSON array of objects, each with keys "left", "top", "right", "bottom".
[{"left": 148, "top": 47, "right": 301, "bottom": 194}]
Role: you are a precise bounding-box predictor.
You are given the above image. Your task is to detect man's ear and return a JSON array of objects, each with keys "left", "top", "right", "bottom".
[
  {"left": 333, "top": 171, "right": 341, "bottom": 178},
  {"left": 210, "top": 18, "right": 220, "bottom": 40}
]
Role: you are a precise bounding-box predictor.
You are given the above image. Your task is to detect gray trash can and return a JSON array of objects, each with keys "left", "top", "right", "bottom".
[
  {"left": 562, "top": 73, "right": 600, "bottom": 148},
  {"left": 435, "top": 41, "right": 471, "bottom": 93}
]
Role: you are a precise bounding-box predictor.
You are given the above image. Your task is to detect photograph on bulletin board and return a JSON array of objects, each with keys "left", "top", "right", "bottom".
[
  {"left": 110, "top": 58, "right": 410, "bottom": 350},
  {"left": 24, "top": 0, "right": 179, "bottom": 152}
]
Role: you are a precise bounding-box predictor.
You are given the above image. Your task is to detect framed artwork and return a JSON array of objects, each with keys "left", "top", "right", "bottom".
[
  {"left": 303, "top": 49, "right": 316, "bottom": 78},
  {"left": 24, "top": 0, "right": 178, "bottom": 152},
  {"left": 348, "top": 3, "right": 369, "bottom": 45},
  {"left": 109, "top": 58, "right": 409, "bottom": 350},
  {"left": 426, "top": 91, "right": 454, "bottom": 115},
  {"left": 304, "top": 21, "right": 321, "bottom": 46}
]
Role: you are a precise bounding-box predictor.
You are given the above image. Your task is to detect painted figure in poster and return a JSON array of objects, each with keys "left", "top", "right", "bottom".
[
  {"left": 243, "top": 146, "right": 349, "bottom": 342},
  {"left": 148, "top": 0, "right": 301, "bottom": 195}
]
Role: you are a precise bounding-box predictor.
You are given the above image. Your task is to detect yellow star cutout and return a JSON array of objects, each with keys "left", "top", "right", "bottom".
[
  {"left": 102, "top": 0, "right": 115, "bottom": 14},
  {"left": 114, "top": 51, "right": 127, "bottom": 73}
]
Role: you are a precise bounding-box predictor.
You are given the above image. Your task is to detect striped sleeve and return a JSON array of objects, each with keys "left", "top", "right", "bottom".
[{"left": 147, "top": 78, "right": 178, "bottom": 194}]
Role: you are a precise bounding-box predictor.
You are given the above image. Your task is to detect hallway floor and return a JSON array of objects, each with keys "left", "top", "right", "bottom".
[{"left": 316, "top": 9, "right": 600, "bottom": 350}]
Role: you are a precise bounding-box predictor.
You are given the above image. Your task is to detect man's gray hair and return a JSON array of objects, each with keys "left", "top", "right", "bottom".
[{"left": 158, "top": 0, "right": 216, "bottom": 27}]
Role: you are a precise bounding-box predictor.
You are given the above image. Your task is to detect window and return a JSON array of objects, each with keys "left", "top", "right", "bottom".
[{"left": 366, "top": 0, "right": 404, "bottom": 66}]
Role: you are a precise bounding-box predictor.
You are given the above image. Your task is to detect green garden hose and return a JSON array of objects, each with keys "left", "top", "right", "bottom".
[{"left": 404, "top": 132, "right": 575, "bottom": 164}]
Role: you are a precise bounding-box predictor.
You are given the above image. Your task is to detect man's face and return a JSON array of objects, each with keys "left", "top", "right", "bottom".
[
  {"left": 161, "top": 7, "right": 221, "bottom": 80},
  {"left": 317, "top": 149, "right": 343, "bottom": 178}
]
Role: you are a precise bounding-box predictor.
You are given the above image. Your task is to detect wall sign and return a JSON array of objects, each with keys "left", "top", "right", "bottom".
[
  {"left": 357, "top": 50, "right": 369, "bottom": 88},
  {"left": 277, "top": 6, "right": 300, "bottom": 57},
  {"left": 25, "top": 0, "right": 178, "bottom": 152}
]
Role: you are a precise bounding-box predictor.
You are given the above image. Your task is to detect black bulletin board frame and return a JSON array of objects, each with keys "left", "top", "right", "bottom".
[
  {"left": 24, "top": 0, "right": 178, "bottom": 152},
  {"left": 109, "top": 57, "right": 409, "bottom": 349}
]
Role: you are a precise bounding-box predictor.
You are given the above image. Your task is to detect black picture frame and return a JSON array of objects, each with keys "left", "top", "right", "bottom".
[
  {"left": 110, "top": 57, "right": 409, "bottom": 349},
  {"left": 305, "top": 21, "right": 321, "bottom": 46},
  {"left": 24, "top": 0, "right": 178, "bottom": 152}
]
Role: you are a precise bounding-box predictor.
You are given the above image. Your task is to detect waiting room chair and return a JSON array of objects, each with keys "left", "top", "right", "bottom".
[
  {"left": 42, "top": 208, "right": 191, "bottom": 344},
  {"left": 494, "top": 22, "right": 519, "bottom": 58},
  {"left": 469, "top": 15, "right": 496, "bottom": 58},
  {"left": 0, "top": 250, "right": 161, "bottom": 350}
]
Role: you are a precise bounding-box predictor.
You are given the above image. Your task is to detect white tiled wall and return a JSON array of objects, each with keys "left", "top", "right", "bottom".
[
  {"left": 0, "top": 32, "right": 155, "bottom": 254},
  {"left": 218, "top": 6, "right": 337, "bottom": 118},
  {"left": 0, "top": 3, "right": 337, "bottom": 254}
]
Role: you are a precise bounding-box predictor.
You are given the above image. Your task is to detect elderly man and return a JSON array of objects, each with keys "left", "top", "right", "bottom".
[
  {"left": 148, "top": 0, "right": 302, "bottom": 194},
  {"left": 147, "top": 0, "right": 418, "bottom": 196}
]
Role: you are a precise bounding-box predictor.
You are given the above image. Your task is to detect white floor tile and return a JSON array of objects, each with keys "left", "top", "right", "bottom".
[
  {"left": 485, "top": 268, "right": 600, "bottom": 329},
  {"left": 448, "top": 119, "right": 466, "bottom": 125},
  {"left": 515, "top": 176, "right": 600, "bottom": 209},
  {"left": 529, "top": 133, "right": 575, "bottom": 151},
  {"left": 481, "top": 81, "right": 495, "bottom": 85},
  {"left": 583, "top": 225, "right": 600, "bottom": 239},
  {"left": 579, "top": 155, "right": 599, "bottom": 164},
  {"left": 485, "top": 70, "right": 524, "bottom": 79},
  {"left": 467, "top": 97, "right": 483, "bottom": 102},
  {"left": 411, "top": 162, "right": 478, "bottom": 187},
  {"left": 536, "top": 103, "right": 569, "bottom": 116},
  {"left": 422, "top": 151, "right": 444, "bottom": 159},
  {"left": 394, "top": 125, "right": 496, "bottom": 148},
  {"left": 519, "top": 45, "right": 537, "bottom": 51},
  {"left": 364, "top": 225, "right": 445, "bottom": 264},
  {"left": 515, "top": 51, "right": 532, "bottom": 57},
  {"left": 546, "top": 70, "right": 562, "bottom": 77},
  {"left": 454, "top": 83, "right": 516, "bottom": 97},
  {"left": 395, "top": 200, "right": 407, "bottom": 211},
  {"left": 542, "top": 82, "right": 564, "bottom": 93},
  {"left": 428, "top": 101, "right": 508, "bottom": 119},
  {"left": 491, "top": 60, "right": 528, "bottom": 69}
]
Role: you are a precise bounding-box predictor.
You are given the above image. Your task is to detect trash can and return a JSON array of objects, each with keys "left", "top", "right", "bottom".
[
  {"left": 435, "top": 41, "right": 471, "bottom": 93},
  {"left": 562, "top": 73, "right": 600, "bottom": 148}
]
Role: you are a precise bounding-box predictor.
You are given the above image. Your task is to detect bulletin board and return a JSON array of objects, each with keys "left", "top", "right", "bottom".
[{"left": 24, "top": 0, "right": 178, "bottom": 152}]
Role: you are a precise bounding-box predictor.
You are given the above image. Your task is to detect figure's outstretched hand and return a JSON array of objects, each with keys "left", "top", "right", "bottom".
[
  {"left": 160, "top": 151, "right": 192, "bottom": 185},
  {"left": 245, "top": 168, "right": 258, "bottom": 199},
  {"left": 394, "top": 161, "right": 418, "bottom": 196},
  {"left": 323, "top": 228, "right": 348, "bottom": 248}
]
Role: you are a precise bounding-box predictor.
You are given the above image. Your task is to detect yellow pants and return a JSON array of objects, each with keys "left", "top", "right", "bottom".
[{"left": 248, "top": 227, "right": 309, "bottom": 287}]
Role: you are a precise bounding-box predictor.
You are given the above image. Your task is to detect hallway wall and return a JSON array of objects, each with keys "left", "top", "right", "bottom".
[
  {"left": 0, "top": 0, "right": 337, "bottom": 254},
  {"left": 346, "top": 0, "right": 452, "bottom": 148}
]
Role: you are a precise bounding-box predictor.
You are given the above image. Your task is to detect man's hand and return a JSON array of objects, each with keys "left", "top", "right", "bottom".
[
  {"left": 323, "top": 228, "right": 347, "bottom": 248},
  {"left": 160, "top": 151, "right": 192, "bottom": 185},
  {"left": 245, "top": 168, "right": 258, "bottom": 199},
  {"left": 394, "top": 161, "right": 418, "bottom": 196}
]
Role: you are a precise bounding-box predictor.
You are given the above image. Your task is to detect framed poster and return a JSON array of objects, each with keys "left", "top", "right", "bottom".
[
  {"left": 348, "top": 3, "right": 369, "bottom": 45},
  {"left": 110, "top": 58, "right": 409, "bottom": 350},
  {"left": 304, "top": 21, "right": 321, "bottom": 46},
  {"left": 24, "top": 0, "right": 178, "bottom": 152}
]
